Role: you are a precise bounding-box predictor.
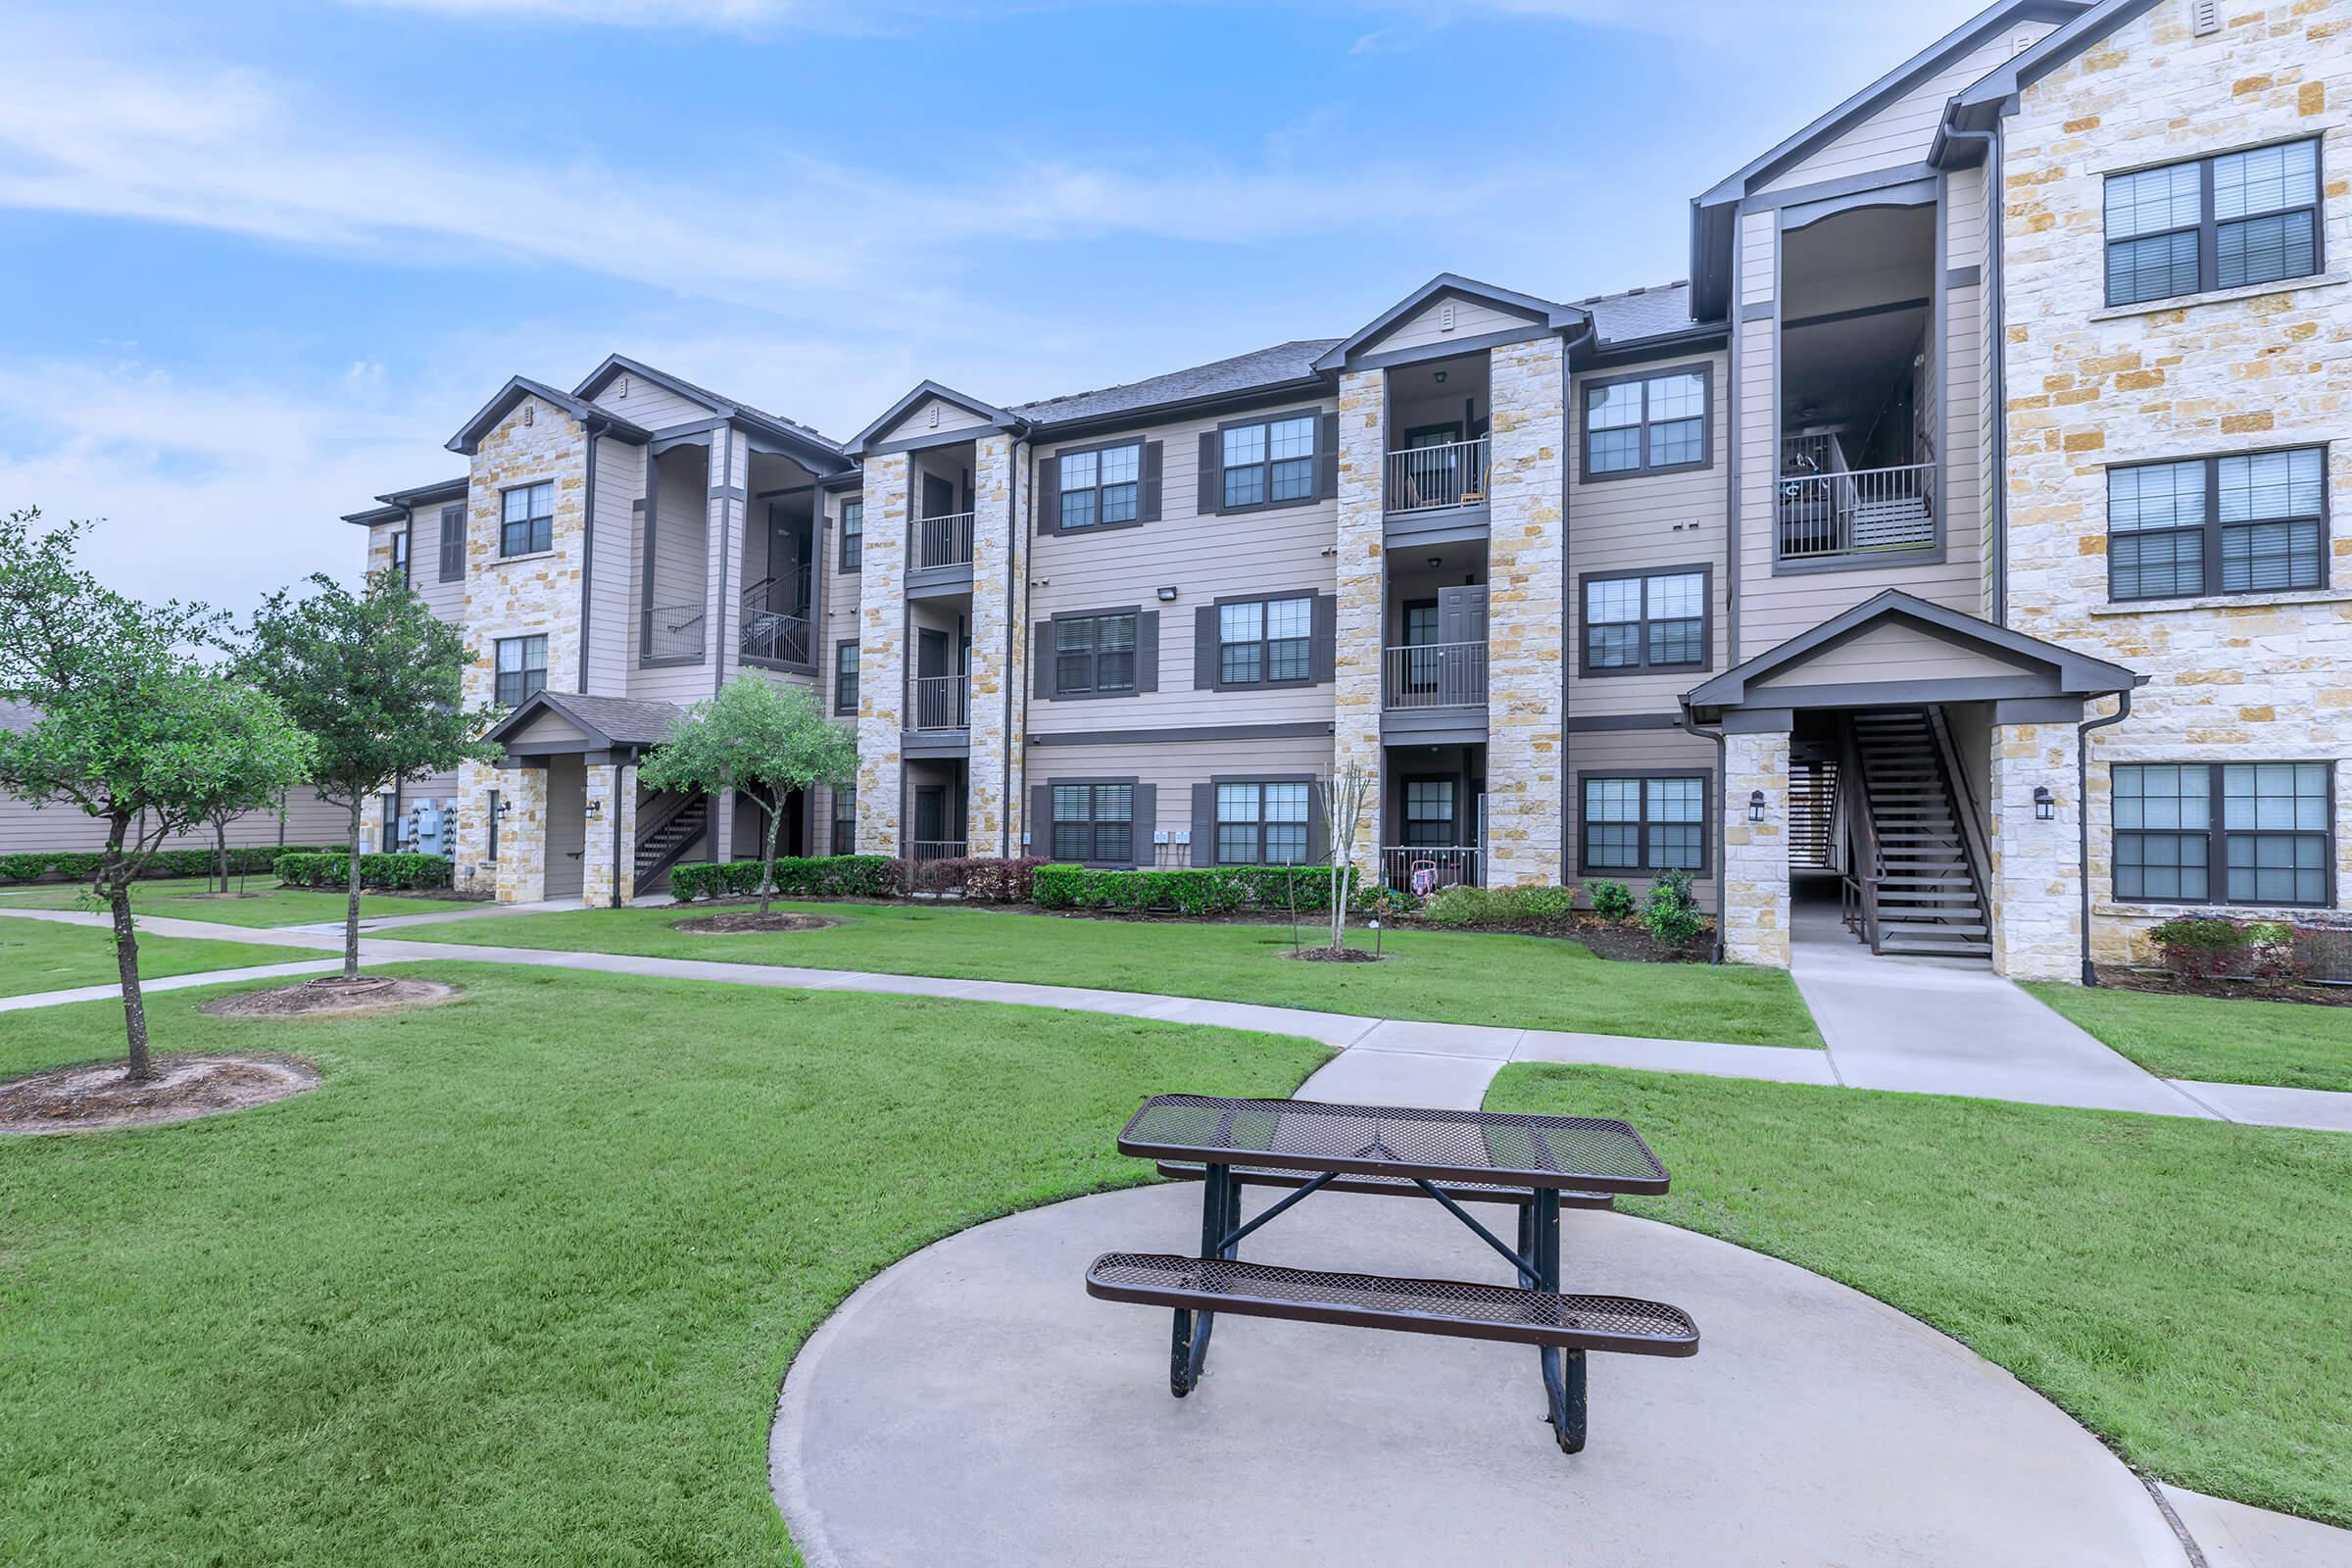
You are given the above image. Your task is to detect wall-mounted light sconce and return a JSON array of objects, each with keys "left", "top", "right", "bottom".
[
  {"left": 493, "top": 798, "right": 514, "bottom": 821},
  {"left": 1427, "top": 556, "right": 1443, "bottom": 569},
  {"left": 584, "top": 798, "right": 603, "bottom": 821},
  {"left": 2034, "top": 785, "right": 2055, "bottom": 821},
  {"left": 1433, "top": 368, "right": 1449, "bottom": 384},
  {"left": 1748, "top": 790, "right": 1768, "bottom": 823},
  {"left": 1155, "top": 585, "right": 1178, "bottom": 603}
]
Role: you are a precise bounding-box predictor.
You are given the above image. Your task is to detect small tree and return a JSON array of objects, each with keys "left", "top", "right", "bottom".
[
  {"left": 1319, "top": 760, "right": 1372, "bottom": 954},
  {"left": 245, "top": 572, "right": 485, "bottom": 979},
  {"left": 639, "top": 676, "right": 857, "bottom": 915},
  {"left": 0, "top": 511, "right": 316, "bottom": 1080}
]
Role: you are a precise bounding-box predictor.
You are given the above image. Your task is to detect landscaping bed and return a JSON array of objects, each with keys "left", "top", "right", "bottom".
[{"left": 0, "top": 1052, "right": 318, "bottom": 1134}]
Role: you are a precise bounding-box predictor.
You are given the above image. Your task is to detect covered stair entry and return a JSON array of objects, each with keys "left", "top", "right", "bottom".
[{"left": 1836, "top": 708, "right": 1990, "bottom": 959}]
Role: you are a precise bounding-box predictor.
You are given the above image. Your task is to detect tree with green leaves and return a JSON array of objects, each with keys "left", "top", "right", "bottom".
[
  {"left": 639, "top": 676, "right": 858, "bottom": 915},
  {"left": 246, "top": 572, "right": 486, "bottom": 978},
  {"left": 0, "top": 511, "right": 317, "bottom": 1081}
]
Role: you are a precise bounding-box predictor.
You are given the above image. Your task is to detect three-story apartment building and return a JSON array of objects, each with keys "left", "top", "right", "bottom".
[{"left": 338, "top": 0, "right": 2351, "bottom": 983}]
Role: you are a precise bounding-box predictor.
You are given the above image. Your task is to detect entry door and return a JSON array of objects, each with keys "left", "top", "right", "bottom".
[
  {"left": 916, "top": 626, "right": 950, "bottom": 678},
  {"left": 1434, "top": 585, "right": 1489, "bottom": 705},
  {"left": 914, "top": 788, "right": 947, "bottom": 846},
  {"left": 921, "top": 473, "right": 955, "bottom": 519},
  {"left": 1404, "top": 422, "right": 1463, "bottom": 507},
  {"left": 1436, "top": 584, "right": 1489, "bottom": 644}
]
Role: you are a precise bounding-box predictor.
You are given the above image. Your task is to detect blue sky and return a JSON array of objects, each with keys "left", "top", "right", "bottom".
[{"left": 0, "top": 0, "right": 1991, "bottom": 610}]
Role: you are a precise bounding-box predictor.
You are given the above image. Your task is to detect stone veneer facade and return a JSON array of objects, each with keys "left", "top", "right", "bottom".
[
  {"left": 2001, "top": 0, "right": 2352, "bottom": 964},
  {"left": 855, "top": 451, "right": 911, "bottom": 854},
  {"left": 965, "top": 433, "right": 1021, "bottom": 858},
  {"left": 1331, "top": 368, "right": 1388, "bottom": 873},
  {"left": 1721, "top": 729, "right": 1789, "bottom": 967},
  {"left": 1482, "top": 335, "right": 1567, "bottom": 887},
  {"left": 579, "top": 762, "right": 637, "bottom": 908},
  {"left": 1987, "top": 720, "right": 2082, "bottom": 979}
]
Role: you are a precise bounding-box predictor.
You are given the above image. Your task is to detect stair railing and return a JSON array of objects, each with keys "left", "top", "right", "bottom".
[
  {"left": 1926, "top": 707, "right": 1993, "bottom": 923},
  {"left": 633, "top": 791, "right": 708, "bottom": 883},
  {"left": 1836, "top": 724, "right": 1885, "bottom": 954}
]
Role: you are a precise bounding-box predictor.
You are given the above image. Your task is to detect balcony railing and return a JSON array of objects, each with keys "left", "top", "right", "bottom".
[
  {"left": 1378, "top": 846, "right": 1483, "bottom": 893},
  {"left": 911, "top": 673, "right": 970, "bottom": 731},
  {"left": 1386, "top": 436, "right": 1491, "bottom": 515},
  {"left": 913, "top": 510, "right": 976, "bottom": 571},
  {"left": 740, "top": 578, "right": 811, "bottom": 664},
  {"left": 910, "top": 838, "right": 968, "bottom": 863},
  {"left": 644, "top": 603, "right": 705, "bottom": 662},
  {"left": 1382, "top": 642, "right": 1488, "bottom": 709},
  {"left": 1777, "top": 456, "right": 1936, "bottom": 562}
]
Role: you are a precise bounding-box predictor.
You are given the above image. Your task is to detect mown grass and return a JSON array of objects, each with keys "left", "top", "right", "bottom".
[
  {"left": 2025, "top": 980, "right": 2352, "bottom": 1093},
  {"left": 1487, "top": 1061, "right": 2352, "bottom": 1527},
  {"left": 0, "top": 875, "right": 477, "bottom": 928},
  {"left": 0, "top": 916, "right": 306, "bottom": 998},
  {"left": 393, "top": 901, "right": 1824, "bottom": 1049}
]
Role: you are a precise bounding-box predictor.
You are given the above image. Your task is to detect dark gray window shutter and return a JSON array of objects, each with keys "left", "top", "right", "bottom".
[
  {"left": 1033, "top": 623, "right": 1054, "bottom": 699},
  {"left": 1196, "top": 431, "right": 1221, "bottom": 515},
  {"left": 1137, "top": 611, "right": 1160, "bottom": 693},
  {"left": 1193, "top": 605, "right": 1218, "bottom": 688},
  {"left": 438, "top": 505, "right": 466, "bottom": 581},
  {"left": 1139, "top": 441, "right": 1163, "bottom": 522},
  {"left": 1029, "top": 784, "right": 1053, "bottom": 858},
  {"left": 1035, "top": 455, "right": 1059, "bottom": 534},
  {"left": 1310, "top": 592, "right": 1338, "bottom": 684},
  {"left": 1131, "top": 782, "right": 1156, "bottom": 867},
  {"left": 1316, "top": 412, "right": 1340, "bottom": 500},
  {"left": 1308, "top": 780, "right": 1330, "bottom": 863},
  {"left": 1191, "top": 783, "right": 1215, "bottom": 867}
]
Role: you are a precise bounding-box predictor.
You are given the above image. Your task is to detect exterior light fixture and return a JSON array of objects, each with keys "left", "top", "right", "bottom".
[
  {"left": 2034, "top": 785, "right": 2055, "bottom": 821},
  {"left": 1748, "top": 790, "right": 1768, "bottom": 822},
  {"left": 584, "top": 798, "right": 603, "bottom": 820},
  {"left": 1155, "top": 585, "right": 1178, "bottom": 603},
  {"left": 1433, "top": 368, "right": 1448, "bottom": 384}
]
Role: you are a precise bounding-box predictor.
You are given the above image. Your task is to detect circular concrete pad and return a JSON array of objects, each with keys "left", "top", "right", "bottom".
[{"left": 774, "top": 1183, "right": 2181, "bottom": 1567}]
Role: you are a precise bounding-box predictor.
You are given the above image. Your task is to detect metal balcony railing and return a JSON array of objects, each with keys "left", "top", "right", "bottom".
[
  {"left": 913, "top": 511, "right": 976, "bottom": 570},
  {"left": 1378, "top": 846, "right": 1483, "bottom": 893},
  {"left": 910, "top": 838, "right": 968, "bottom": 863},
  {"left": 739, "top": 578, "right": 811, "bottom": 664},
  {"left": 911, "top": 673, "right": 970, "bottom": 731},
  {"left": 1386, "top": 436, "right": 1491, "bottom": 514},
  {"left": 1382, "top": 641, "right": 1488, "bottom": 709},
  {"left": 1778, "top": 459, "right": 1936, "bottom": 562},
  {"left": 644, "top": 604, "right": 705, "bottom": 662}
]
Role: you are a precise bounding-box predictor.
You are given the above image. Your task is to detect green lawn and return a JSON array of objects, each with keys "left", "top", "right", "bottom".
[
  {"left": 1488, "top": 1062, "right": 2352, "bottom": 1527},
  {"left": 392, "top": 902, "right": 1825, "bottom": 1049},
  {"left": 0, "top": 875, "right": 478, "bottom": 928},
  {"left": 0, "top": 965, "right": 1325, "bottom": 1566},
  {"left": 0, "top": 917, "right": 308, "bottom": 998},
  {"left": 2025, "top": 981, "right": 2352, "bottom": 1094}
]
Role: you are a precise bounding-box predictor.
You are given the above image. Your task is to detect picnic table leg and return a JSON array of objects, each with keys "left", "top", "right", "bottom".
[
  {"left": 1171, "top": 1162, "right": 1233, "bottom": 1397},
  {"left": 1532, "top": 1188, "right": 1589, "bottom": 1453}
]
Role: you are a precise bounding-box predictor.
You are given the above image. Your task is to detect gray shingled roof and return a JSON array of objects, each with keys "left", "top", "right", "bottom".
[
  {"left": 1011, "top": 339, "right": 1343, "bottom": 428},
  {"left": 1575, "top": 281, "right": 1707, "bottom": 346},
  {"left": 547, "top": 693, "right": 686, "bottom": 747}
]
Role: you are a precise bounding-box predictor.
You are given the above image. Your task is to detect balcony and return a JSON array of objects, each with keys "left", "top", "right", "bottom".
[
  {"left": 910, "top": 673, "right": 970, "bottom": 732},
  {"left": 644, "top": 603, "right": 705, "bottom": 662},
  {"left": 1377, "top": 845, "right": 1483, "bottom": 893},
  {"left": 1778, "top": 437, "right": 1936, "bottom": 564},
  {"left": 909, "top": 838, "right": 969, "bottom": 864},
  {"left": 1383, "top": 642, "right": 1487, "bottom": 709},
  {"left": 740, "top": 579, "right": 811, "bottom": 665},
  {"left": 913, "top": 510, "right": 975, "bottom": 571},
  {"left": 1386, "top": 437, "right": 1491, "bottom": 517}
]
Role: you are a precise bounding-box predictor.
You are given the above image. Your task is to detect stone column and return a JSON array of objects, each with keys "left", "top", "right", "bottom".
[
  {"left": 707, "top": 424, "right": 749, "bottom": 862},
  {"left": 1722, "top": 726, "right": 1791, "bottom": 967},
  {"left": 856, "top": 451, "right": 910, "bottom": 854},
  {"left": 966, "top": 433, "right": 1019, "bottom": 858},
  {"left": 495, "top": 766, "right": 549, "bottom": 905},
  {"left": 1332, "top": 368, "right": 1387, "bottom": 879},
  {"left": 580, "top": 761, "right": 637, "bottom": 907},
  {"left": 1485, "top": 334, "right": 1567, "bottom": 887},
  {"left": 1988, "top": 720, "right": 2082, "bottom": 981},
  {"left": 455, "top": 759, "right": 498, "bottom": 896}
]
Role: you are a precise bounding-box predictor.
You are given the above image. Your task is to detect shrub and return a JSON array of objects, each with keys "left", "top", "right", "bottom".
[
  {"left": 666, "top": 854, "right": 899, "bottom": 904},
  {"left": 274, "top": 851, "right": 453, "bottom": 890},
  {"left": 1031, "top": 863, "right": 1358, "bottom": 916},
  {"left": 1422, "top": 884, "right": 1580, "bottom": 931},
  {"left": 1587, "top": 879, "right": 1636, "bottom": 921},
  {"left": 1642, "top": 867, "right": 1706, "bottom": 951},
  {"left": 2146, "top": 915, "right": 2250, "bottom": 979},
  {"left": 907, "top": 857, "right": 1047, "bottom": 904},
  {"left": 2242, "top": 919, "right": 2306, "bottom": 981},
  {"left": 0, "top": 846, "right": 333, "bottom": 885},
  {"left": 2292, "top": 922, "right": 2352, "bottom": 985}
]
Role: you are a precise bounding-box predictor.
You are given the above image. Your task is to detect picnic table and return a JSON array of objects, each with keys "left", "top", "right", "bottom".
[{"left": 1086, "top": 1094, "right": 1699, "bottom": 1453}]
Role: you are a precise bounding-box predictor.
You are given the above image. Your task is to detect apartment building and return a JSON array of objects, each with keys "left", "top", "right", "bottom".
[{"left": 336, "top": 0, "right": 2350, "bottom": 982}]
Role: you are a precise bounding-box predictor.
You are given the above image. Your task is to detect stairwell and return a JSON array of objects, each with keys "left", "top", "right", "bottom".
[
  {"left": 1848, "top": 708, "right": 1990, "bottom": 959},
  {"left": 635, "top": 794, "right": 709, "bottom": 893}
]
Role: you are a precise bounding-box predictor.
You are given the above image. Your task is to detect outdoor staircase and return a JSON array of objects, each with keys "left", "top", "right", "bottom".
[
  {"left": 1849, "top": 708, "right": 1990, "bottom": 960},
  {"left": 634, "top": 793, "right": 709, "bottom": 890}
]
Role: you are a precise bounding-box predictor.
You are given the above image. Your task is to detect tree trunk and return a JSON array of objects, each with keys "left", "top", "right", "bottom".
[
  {"left": 215, "top": 819, "right": 229, "bottom": 894},
  {"left": 102, "top": 822, "right": 153, "bottom": 1083},
  {"left": 343, "top": 797, "right": 366, "bottom": 981},
  {"left": 759, "top": 800, "right": 783, "bottom": 916}
]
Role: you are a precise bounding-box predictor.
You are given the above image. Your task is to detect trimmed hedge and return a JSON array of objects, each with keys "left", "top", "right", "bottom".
[
  {"left": 274, "top": 852, "right": 454, "bottom": 891},
  {"left": 1421, "top": 884, "right": 1581, "bottom": 931},
  {"left": 0, "top": 845, "right": 336, "bottom": 885},
  {"left": 667, "top": 855, "right": 901, "bottom": 904},
  {"left": 1031, "top": 863, "right": 1368, "bottom": 916},
  {"left": 908, "top": 857, "right": 1047, "bottom": 904}
]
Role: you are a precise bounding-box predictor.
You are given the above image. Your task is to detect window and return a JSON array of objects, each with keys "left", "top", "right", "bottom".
[
  {"left": 1584, "top": 368, "right": 1709, "bottom": 478},
  {"left": 2105, "top": 140, "right": 2322, "bottom": 306},
  {"left": 1403, "top": 779, "right": 1456, "bottom": 848},
  {"left": 832, "top": 785, "right": 858, "bottom": 855},
  {"left": 1220, "top": 414, "right": 1317, "bottom": 511},
  {"left": 1582, "top": 775, "right": 1705, "bottom": 873},
  {"left": 494, "top": 634, "right": 547, "bottom": 709},
  {"left": 1583, "top": 569, "right": 1707, "bottom": 671},
  {"left": 2109, "top": 447, "right": 2327, "bottom": 601},
  {"left": 840, "top": 499, "right": 863, "bottom": 570},
  {"left": 834, "top": 641, "right": 859, "bottom": 713},
  {"left": 437, "top": 504, "right": 466, "bottom": 582},
  {"left": 1057, "top": 443, "right": 1142, "bottom": 530},
  {"left": 1215, "top": 781, "right": 1311, "bottom": 864},
  {"left": 1051, "top": 782, "right": 1134, "bottom": 864},
  {"left": 501, "top": 481, "right": 555, "bottom": 557},
  {"left": 1054, "top": 612, "right": 1138, "bottom": 696},
  {"left": 388, "top": 525, "right": 411, "bottom": 587},
  {"left": 2114, "top": 761, "right": 2332, "bottom": 906},
  {"left": 1218, "top": 595, "right": 1313, "bottom": 686}
]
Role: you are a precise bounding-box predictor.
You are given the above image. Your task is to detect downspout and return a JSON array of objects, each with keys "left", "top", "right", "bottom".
[
  {"left": 610, "top": 749, "right": 626, "bottom": 908},
  {"left": 1675, "top": 710, "right": 1730, "bottom": 966},
  {"left": 1941, "top": 124, "right": 2005, "bottom": 624},
  {"left": 1558, "top": 318, "right": 1593, "bottom": 881},
  {"left": 579, "top": 418, "right": 601, "bottom": 691},
  {"left": 2077, "top": 688, "right": 2132, "bottom": 986},
  {"left": 1003, "top": 424, "right": 1028, "bottom": 858}
]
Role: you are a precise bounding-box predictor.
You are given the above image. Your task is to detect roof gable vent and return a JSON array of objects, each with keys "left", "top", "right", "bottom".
[{"left": 2190, "top": 0, "right": 2220, "bottom": 34}]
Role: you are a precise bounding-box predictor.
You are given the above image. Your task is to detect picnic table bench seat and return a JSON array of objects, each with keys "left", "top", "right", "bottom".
[
  {"left": 1088, "top": 1252, "right": 1700, "bottom": 1356},
  {"left": 1154, "top": 1159, "right": 1615, "bottom": 1210}
]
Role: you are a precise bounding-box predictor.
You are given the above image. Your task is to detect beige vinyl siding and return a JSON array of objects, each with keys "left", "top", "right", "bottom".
[
  {"left": 626, "top": 446, "right": 712, "bottom": 707},
  {"left": 1027, "top": 398, "right": 1340, "bottom": 734},
  {"left": 1366, "top": 292, "right": 1533, "bottom": 356},
  {"left": 1940, "top": 163, "right": 1987, "bottom": 623},
  {"left": 1733, "top": 215, "right": 1778, "bottom": 664},
  {"left": 589, "top": 377, "right": 709, "bottom": 430},
  {"left": 0, "top": 786, "right": 356, "bottom": 859},
  {"left": 821, "top": 489, "right": 862, "bottom": 714},
  {"left": 883, "top": 398, "right": 991, "bottom": 443},
  {"left": 1755, "top": 24, "right": 2057, "bottom": 194},
  {"left": 405, "top": 502, "right": 467, "bottom": 631},
  {"left": 1561, "top": 727, "right": 1720, "bottom": 912},
  {"left": 1567, "top": 350, "right": 1730, "bottom": 718},
  {"left": 1022, "top": 733, "right": 1333, "bottom": 862},
  {"left": 585, "top": 434, "right": 641, "bottom": 698},
  {"left": 1756, "top": 620, "right": 2032, "bottom": 691}
]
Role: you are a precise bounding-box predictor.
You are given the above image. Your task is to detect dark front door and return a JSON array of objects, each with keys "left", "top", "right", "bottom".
[
  {"left": 914, "top": 787, "right": 947, "bottom": 848},
  {"left": 917, "top": 626, "right": 949, "bottom": 679},
  {"left": 921, "top": 473, "right": 955, "bottom": 519}
]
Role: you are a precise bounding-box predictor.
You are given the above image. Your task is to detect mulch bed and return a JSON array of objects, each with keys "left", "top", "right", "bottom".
[
  {"left": 1280, "top": 945, "right": 1384, "bottom": 963},
  {"left": 0, "top": 1053, "right": 319, "bottom": 1134},
  {"left": 671, "top": 910, "right": 840, "bottom": 935},
  {"left": 200, "top": 976, "right": 462, "bottom": 1017},
  {"left": 2098, "top": 967, "right": 2352, "bottom": 1008}
]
